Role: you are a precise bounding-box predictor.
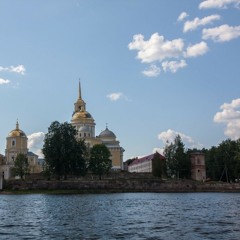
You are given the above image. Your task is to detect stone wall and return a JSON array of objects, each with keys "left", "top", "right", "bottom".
[{"left": 3, "top": 179, "right": 240, "bottom": 193}]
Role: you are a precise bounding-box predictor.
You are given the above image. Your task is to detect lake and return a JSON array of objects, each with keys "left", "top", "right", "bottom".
[{"left": 0, "top": 193, "right": 240, "bottom": 239}]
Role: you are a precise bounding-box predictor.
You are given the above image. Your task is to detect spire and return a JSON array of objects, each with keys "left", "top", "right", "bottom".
[
  {"left": 16, "top": 119, "right": 19, "bottom": 130},
  {"left": 78, "top": 79, "right": 82, "bottom": 99}
]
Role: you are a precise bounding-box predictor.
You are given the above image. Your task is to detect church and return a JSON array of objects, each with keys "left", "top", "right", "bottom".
[
  {"left": 71, "top": 82, "right": 124, "bottom": 170},
  {"left": 0, "top": 121, "right": 43, "bottom": 180}
]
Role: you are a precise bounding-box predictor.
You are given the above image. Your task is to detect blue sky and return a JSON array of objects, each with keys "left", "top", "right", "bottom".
[{"left": 0, "top": 0, "right": 240, "bottom": 160}]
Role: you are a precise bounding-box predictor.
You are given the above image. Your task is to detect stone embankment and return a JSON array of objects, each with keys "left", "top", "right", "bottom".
[{"left": 3, "top": 179, "right": 240, "bottom": 193}]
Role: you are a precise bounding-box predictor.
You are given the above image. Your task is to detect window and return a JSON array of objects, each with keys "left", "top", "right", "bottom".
[{"left": 12, "top": 140, "right": 15, "bottom": 146}]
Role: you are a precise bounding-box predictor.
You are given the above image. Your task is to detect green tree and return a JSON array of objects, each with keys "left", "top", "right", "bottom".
[
  {"left": 89, "top": 144, "right": 111, "bottom": 180},
  {"left": 164, "top": 135, "right": 190, "bottom": 179},
  {"left": 205, "top": 139, "right": 240, "bottom": 182},
  {"left": 164, "top": 140, "right": 176, "bottom": 177},
  {"left": 152, "top": 152, "right": 166, "bottom": 178},
  {"left": 174, "top": 136, "right": 190, "bottom": 179},
  {"left": 42, "top": 121, "right": 87, "bottom": 179},
  {"left": 14, "top": 153, "right": 29, "bottom": 180}
]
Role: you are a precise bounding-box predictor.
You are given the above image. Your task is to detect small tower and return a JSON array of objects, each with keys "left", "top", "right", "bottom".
[{"left": 190, "top": 152, "right": 206, "bottom": 181}]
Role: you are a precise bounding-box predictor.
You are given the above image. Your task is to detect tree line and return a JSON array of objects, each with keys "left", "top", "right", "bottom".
[{"left": 162, "top": 135, "right": 240, "bottom": 182}]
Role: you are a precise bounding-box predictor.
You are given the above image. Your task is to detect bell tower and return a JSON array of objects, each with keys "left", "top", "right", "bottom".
[
  {"left": 73, "top": 81, "right": 86, "bottom": 115},
  {"left": 4, "top": 121, "right": 28, "bottom": 179},
  {"left": 71, "top": 81, "right": 96, "bottom": 142}
]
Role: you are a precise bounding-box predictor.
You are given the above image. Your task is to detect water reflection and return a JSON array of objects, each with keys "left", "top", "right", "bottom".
[{"left": 0, "top": 193, "right": 239, "bottom": 239}]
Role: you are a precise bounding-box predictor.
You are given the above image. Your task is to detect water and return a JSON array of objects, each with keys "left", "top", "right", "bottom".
[{"left": 0, "top": 193, "right": 240, "bottom": 239}]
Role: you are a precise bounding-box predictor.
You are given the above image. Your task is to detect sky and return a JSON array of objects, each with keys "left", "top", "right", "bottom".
[{"left": 0, "top": 0, "right": 240, "bottom": 160}]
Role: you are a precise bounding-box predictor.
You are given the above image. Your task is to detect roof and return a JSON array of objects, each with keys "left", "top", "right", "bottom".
[
  {"left": 8, "top": 121, "right": 27, "bottom": 138},
  {"left": 99, "top": 127, "right": 116, "bottom": 139},
  {"left": 129, "top": 153, "right": 165, "bottom": 167}
]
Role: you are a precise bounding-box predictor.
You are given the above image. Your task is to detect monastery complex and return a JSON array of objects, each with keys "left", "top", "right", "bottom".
[
  {"left": 0, "top": 82, "right": 124, "bottom": 179},
  {"left": 0, "top": 82, "right": 205, "bottom": 182}
]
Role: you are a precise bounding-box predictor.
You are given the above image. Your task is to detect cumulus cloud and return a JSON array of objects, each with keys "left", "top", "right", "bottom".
[
  {"left": 177, "top": 12, "right": 189, "bottom": 22},
  {"left": 27, "top": 132, "right": 45, "bottom": 158},
  {"left": 183, "top": 14, "right": 221, "bottom": 32},
  {"left": 128, "top": 33, "right": 184, "bottom": 63},
  {"left": 162, "top": 60, "right": 187, "bottom": 73},
  {"left": 202, "top": 24, "right": 240, "bottom": 42},
  {"left": 184, "top": 41, "right": 209, "bottom": 58},
  {"left": 0, "top": 78, "right": 10, "bottom": 85},
  {"left": 142, "top": 64, "right": 161, "bottom": 77},
  {"left": 158, "top": 129, "right": 203, "bottom": 149},
  {"left": 106, "top": 92, "right": 128, "bottom": 101},
  {"left": 199, "top": 0, "right": 240, "bottom": 9},
  {"left": 213, "top": 98, "right": 240, "bottom": 140},
  {"left": 0, "top": 65, "right": 26, "bottom": 75}
]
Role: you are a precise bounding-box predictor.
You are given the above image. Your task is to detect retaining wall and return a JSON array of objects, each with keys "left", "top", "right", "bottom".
[{"left": 3, "top": 179, "right": 240, "bottom": 193}]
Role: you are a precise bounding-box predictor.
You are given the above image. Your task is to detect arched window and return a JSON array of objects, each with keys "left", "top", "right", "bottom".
[{"left": 12, "top": 140, "right": 15, "bottom": 146}]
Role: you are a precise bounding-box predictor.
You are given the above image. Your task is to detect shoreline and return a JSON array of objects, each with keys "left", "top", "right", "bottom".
[{"left": 1, "top": 179, "right": 240, "bottom": 194}]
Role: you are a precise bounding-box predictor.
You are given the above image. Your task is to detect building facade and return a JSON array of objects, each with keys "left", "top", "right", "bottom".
[
  {"left": 128, "top": 153, "right": 165, "bottom": 173},
  {"left": 0, "top": 121, "right": 43, "bottom": 180},
  {"left": 190, "top": 152, "right": 206, "bottom": 181},
  {"left": 71, "top": 82, "right": 124, "bottom": 170}
]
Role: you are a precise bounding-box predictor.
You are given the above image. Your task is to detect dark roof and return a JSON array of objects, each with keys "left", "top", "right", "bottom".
[
  {"left": 27, "top": 151, "right": 38, "bottom": 157},
  {"left": 129, "top": 153, "right": 165, "bottom": 167}
]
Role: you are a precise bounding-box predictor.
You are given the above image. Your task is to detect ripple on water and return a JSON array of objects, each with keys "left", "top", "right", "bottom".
[{"left": 0, "top": 193, "right": 240, "bottom": 239}]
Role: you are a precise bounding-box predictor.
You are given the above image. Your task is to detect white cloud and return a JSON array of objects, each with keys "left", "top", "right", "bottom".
[
  {"left": 162, "top": 60, "right": 187, "bottom": 73},
  {"left": 184, "top": 41, "right": 209, "bottom": 58},
  {"left": 0, "top": 65, "right": 26, "bottom": 75},
  {"left": 199, "top": 0, "right": 240, "bottom": 9},
  {"left": 152, "top": 147, "right": 164, "bottom": 155},
  {"left": 214, "top": 98, "right": 240, "bottom": 140},
  {"left": 183, "top": 14, "right": 221, "bottom": 32},
  {"left": 202, "top": 24, "right": 240, "bottom": 42},
  {"left": 0, "top": 78, "right": 10, "bottom": 85},
  {"left": 10, "top": 65, "right": 26, "bottom": 75},
  {"left": 158, "top": 129, "right": 203, "bottom": 149},
  {"left": 177, "top": 12, "right": 189, "bottom": 22},
  {"left": 107, "top": 92, "right": 129, "bottom": 101},
  {"left": 128, "top": 33, "right": 184, "bottom": 63},
  {"left": 142, "top": 64, "right": 161, "bottom": 77},
  {"left": 27, "top": 132, "right": 45, "bottom": 158}
]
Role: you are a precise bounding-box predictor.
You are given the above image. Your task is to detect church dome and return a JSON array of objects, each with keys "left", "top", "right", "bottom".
[
  {"left": 8, "top": 121, "right": 27, "bottom": 138},
  {"left": 72, "top": 111, "right": 93, "bottom": 122},
  {"left": 99, "top": 127, "right": 116, "bottom": 139}
]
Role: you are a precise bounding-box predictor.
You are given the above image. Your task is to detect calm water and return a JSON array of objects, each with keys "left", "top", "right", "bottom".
[{"left": 0, "top": 193, "right": 240, "bottom": 239}]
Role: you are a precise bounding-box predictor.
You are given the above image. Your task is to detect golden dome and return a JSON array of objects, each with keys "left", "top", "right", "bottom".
[
  {"left": 71, "top": 110, "right": 93, "bottom": 122},
  {"left": 8, "top": 121, "right": 27, "bottom": 138}
]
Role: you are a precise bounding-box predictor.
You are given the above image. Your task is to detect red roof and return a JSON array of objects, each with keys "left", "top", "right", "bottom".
[{"left": 129, "top": 153, "right": 165, "bottom": 167}]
